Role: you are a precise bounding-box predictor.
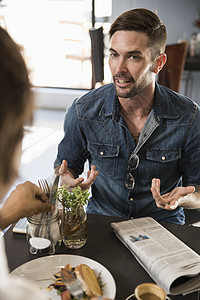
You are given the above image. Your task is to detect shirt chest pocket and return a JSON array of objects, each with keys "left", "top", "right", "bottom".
[
  {"left": 146, "top": 148, "right": 181, "bottom": 178},
  {"left": 87, "top": 142, "right": 120, "bottom": 176}
]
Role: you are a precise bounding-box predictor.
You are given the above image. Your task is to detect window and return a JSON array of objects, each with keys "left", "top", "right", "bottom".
[{"left": 0, "top": 0, "right": 94, "bottom": 89}]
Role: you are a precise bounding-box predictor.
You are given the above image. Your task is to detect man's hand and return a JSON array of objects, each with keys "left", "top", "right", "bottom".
[
  {"left": 0, "top": 181, "right": 54, "bottom": 230},
  {"left": 150, "top": 178, "right": 195, "bottom": 210},
  {"left": 58, "top": 160, "right": 99, "bottom": 190}
]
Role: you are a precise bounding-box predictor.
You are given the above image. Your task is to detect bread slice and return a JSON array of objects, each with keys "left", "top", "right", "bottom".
[{"left": 75, "top": 264, "right": 102, "bottom": 297}]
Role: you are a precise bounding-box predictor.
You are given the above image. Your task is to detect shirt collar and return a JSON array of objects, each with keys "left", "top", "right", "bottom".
[
  {"left": 153, "top": 82, "right": 179, "bottom": 123},
  {"left": 104, "top": 83, "right": 120, "bottom": 120},
  {"left": 105, "top": 82, "right": 179, "bottom": 123}
]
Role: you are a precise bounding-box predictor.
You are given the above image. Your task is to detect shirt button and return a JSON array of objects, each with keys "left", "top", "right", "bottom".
[
  {"left": 100, "top": 151, "right": 104, "bottom": 156},
  {"left": 162, "top": 156, "right": 166, "bottom": 161},
  {"left": 130, "top": 197, "right": 134, "bottom": 202}
]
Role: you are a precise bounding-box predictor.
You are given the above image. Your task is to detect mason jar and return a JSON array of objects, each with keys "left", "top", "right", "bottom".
[
  {"left": 26, "top": 209, "right": 61, "bottom": 256},
  {"left": 61, "top": 205, "right": 87, "bottom": 249}
]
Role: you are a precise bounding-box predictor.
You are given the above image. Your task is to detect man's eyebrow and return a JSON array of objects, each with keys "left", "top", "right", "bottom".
[
  {"left": 109, "top": 48, "right": 142, "bottom": 55},
  {"left": 127, "top": 50, "right": 142, "bottom": 55},
  {"left": 109, "top": 47, "right": 117, "bottom": 52}
]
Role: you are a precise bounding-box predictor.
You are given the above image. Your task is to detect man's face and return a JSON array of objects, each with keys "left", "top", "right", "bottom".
[{"left": 109, "top": 30, "right": 156, "bottom": 99}]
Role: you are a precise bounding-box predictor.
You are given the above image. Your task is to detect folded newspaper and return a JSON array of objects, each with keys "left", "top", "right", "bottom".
[{"left": 111, "top": 217, "right": 200, "bottom": 296}]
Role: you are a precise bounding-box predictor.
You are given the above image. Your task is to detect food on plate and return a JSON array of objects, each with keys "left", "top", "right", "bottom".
[
  {"left": 75, "top": 264, "right": 102, "bottom": 297},
  {"left": 48, "top": 263, "right": 104, "bottom": 299}
]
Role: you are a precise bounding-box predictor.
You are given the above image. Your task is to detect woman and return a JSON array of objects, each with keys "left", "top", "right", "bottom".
[
  {"left": 0, "top": 26, "right": 55, "bottom": 299},
  {"left": 0, "top": 27, "right": 53, "bottom": 231},
  {"left": 0, "top": 27, "right": 110, "bottom": 300}
]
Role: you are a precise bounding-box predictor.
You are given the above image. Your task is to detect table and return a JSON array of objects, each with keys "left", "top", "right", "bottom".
[{"left": 4, "top": 214, "right": 200, "bottom": 300}]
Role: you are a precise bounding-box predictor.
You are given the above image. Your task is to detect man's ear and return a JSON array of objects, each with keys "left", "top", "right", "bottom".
[{"left": 153, "top": 53, "right": 167, "bottom": 74}]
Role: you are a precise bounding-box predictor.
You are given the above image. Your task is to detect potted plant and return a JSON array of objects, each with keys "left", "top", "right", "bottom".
[{"left": 56, "top": 185, "right": 90, "bottom": 249}]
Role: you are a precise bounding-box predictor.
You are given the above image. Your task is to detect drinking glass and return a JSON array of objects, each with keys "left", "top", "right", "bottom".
[
  {"left": 26, "top": 209, "right": 61, "bottom": 256},
  {"left": 61, "top": 205, "right": 87, "bottom": 249}
]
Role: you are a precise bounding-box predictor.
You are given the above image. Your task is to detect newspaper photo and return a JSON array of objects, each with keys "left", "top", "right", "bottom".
[{"left": 111, "top": 217, "right": 200, "bottom": 295}]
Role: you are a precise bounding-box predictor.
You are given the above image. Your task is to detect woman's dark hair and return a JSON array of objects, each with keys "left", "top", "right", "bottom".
[
  {"left": 0, "top": 27, "right": 32, "bottom": 184},
  {"left": 109, "top": 8, "right": 167, "bottom": 59}
]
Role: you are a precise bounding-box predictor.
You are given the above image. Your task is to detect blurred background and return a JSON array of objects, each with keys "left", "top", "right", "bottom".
[{"left": 0, "top": 0, "right": 200, "bottom": 108}]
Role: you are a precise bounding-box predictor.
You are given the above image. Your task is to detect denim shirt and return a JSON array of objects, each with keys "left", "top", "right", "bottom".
[{"left": 55, "top": 82, "right": 200, "bottom": 224}]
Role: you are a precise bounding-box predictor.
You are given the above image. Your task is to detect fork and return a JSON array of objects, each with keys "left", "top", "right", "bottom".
[
  {"left": 61, "top": 267, "right": 84, "bottom": 299},
  {"left": 38, "top": 179, "right": 55, "bottom": 254},
  {"left": 38, "top": 178, "right": 50, "bottom": 220},
  {"left": 38, "top": 179, "right": 50, "bottom": 199}
]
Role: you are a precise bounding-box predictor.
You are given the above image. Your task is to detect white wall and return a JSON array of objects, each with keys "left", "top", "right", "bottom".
[
  {"left": 34, "top": 87, "right": 87, "bottom": 110},
  {"left": 111, "top": 0, "right": 199, "bottom": 44}
]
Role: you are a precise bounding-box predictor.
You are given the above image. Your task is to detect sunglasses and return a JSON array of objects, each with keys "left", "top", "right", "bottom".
[{"left": 124, "top": 151, "right": 139, "bottom": 190}]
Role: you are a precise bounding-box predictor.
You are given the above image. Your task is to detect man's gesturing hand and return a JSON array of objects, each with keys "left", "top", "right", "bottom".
[
  {"left": 58, "top": 160, "right": 99, "bottom": 191},
  {"left": 151, "top": 178, "right": 195, "bottom": 210}
]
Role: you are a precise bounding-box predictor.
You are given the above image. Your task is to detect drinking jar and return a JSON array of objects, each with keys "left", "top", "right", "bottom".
[{"left": 26, "top": 209, "right": 61, "bottom": 256}]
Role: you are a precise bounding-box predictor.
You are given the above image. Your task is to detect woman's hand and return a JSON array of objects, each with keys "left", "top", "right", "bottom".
[{"left": 0, "top": 181, "right": 53, "bottom": 230}]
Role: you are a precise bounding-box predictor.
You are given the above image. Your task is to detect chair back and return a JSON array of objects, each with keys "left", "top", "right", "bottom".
[
  {"left": 157, "top": 42, "right": 188, "bottom": 93},
  {"left": 89, "top": 27, "right": 104, "bottom": 88}
]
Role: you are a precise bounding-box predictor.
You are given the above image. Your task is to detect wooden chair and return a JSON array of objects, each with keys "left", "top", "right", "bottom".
[{"left": 157, "top": 42, "right": 188, "bottom": 93}]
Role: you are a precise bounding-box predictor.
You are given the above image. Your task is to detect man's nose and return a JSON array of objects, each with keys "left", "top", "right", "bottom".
[{"left": 116, "top": 58, "right": 128, "bottom": 73}]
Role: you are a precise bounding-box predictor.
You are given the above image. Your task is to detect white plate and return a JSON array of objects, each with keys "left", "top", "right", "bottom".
[
  {"left": 10, "top": 254, "right": 116, "bottom": 299},
  {"left": 125, "top": 294, "right": 136, "bottom": 300}
]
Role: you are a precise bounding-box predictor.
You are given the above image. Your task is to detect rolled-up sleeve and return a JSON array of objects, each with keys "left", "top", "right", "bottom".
[{"left": 54, "top": 99, "right": 89, "bottom": 175}]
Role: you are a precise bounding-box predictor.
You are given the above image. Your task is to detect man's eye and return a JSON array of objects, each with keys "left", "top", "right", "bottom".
[
  {"left": 110, "top": 52, "right": 118, "bottom": 58},
  {"left": 130, "top": 55, "right": 141, "bottom": 60}
]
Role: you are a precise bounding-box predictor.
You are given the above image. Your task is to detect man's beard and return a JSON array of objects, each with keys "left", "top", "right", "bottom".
[
  {"left": 113, "top": 71, "right": 153, "bottom": 99},
  {"left": 113, "top": 77, "right": 143, "bottom": 98}
]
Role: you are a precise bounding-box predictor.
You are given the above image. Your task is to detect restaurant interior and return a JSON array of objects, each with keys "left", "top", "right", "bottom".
[
  {"left": 1, "top": 0, "right": 199, "bottom": 220},
  {"left": 1, "top": 0, "right": 200, "bottom": 299}
]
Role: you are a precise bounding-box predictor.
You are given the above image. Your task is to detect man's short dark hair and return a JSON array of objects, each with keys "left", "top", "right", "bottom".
[{"left": 109, "top": 8, "right": 167, "bottom": 59}]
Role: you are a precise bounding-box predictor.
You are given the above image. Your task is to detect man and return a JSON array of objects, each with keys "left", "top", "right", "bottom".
[{"left": 55, "top": 8, "right": 200, "bottom": 224}]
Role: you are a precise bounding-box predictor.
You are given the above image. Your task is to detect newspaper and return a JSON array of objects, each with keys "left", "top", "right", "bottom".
[{"left": 111, "top": 217, "right": 200, "bottom": 295}]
